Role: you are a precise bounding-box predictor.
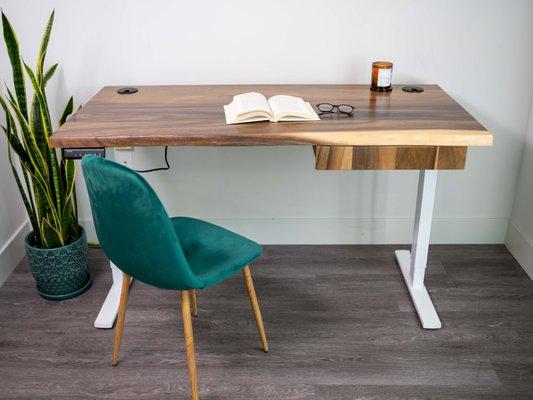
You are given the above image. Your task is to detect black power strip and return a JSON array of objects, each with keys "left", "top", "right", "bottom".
[
  {"left": 61, "top": 146, "right": 170, "bottom": 174},
  {"left": 62, "top": 148, "right": 106, "bottom": 159}
]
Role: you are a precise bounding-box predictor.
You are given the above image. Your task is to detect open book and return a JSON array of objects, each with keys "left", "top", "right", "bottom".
[{"left": 224, "top": 92, "right": 320, "bottom": 124}]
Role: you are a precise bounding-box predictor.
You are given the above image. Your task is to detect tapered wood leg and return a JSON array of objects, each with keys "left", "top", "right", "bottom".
[
  {"left": 242, "top": 266, "right": 269, "bottom": 352},
  {"left": 180, "top": 290, "right": 199, "bottom": 400},
  {"left": 190, "top": 290, "right": 198, "bottom": 317},
  {"left": 112, "top": 272, "right": 131, "bottom": 366}
]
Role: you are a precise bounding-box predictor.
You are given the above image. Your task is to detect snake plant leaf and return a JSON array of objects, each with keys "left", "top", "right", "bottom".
[
  {"left": 41, "top": 215, "right": 63, "bottom": 248},
  {"left": 72, "top": 182, "right": 78, "bottom": 221},
  {"left": 32, "top": 65, "right": 58, "bottom": 166},
  {"left": 61, "top": 158, "right": 76, "bottom": 202},
  {"left": 30, "top": 168, "right": 62, "bottom": 230},
  {"left": 1, "top": 12, "right": 28, "bottom": 119},
  {"left": 30, "top": 65, "right": 58, "bottom": 163},
  {"left": 43, "top": 63, "right": 58, "bottom": 87},
  {"left": 48, "top": 146, "right": 62, "bottom": 212},
  {"left": 24, "top": 63, "right": 53, "bottom": 137},
  {"left": 22, "top": 168, "right": 37, "bottom": 225},
  {"left": 7, "top": 139, "right": 39, "bottom": 240},
  {"left": 30, "top": 95, "right": 49, "bottom": 158},
  {"left": 6, "top": 87, "right": 48, "bottom": 175},
  {"left": 32, "top": 64, "right": 59, "bottom": 157},
  {"left": 0, "top": 94, "right": 32, "bottom": 167},
  {"left": 60, "top": 197, "right": 78, "bottom": 243},
  {"left": 24, "top": 63, "right": 62, "bottom": 212},
  {"left": 1, "top": 10, "right": 79, "bottom": 249},
  {"left": 31, "top": 177, "right": 52, "bottom": 234},
  {"left": 2, "top": 106, "right": 40, "bottom": 242},
  {"left": 25, "top": 63, "right": 58, "bottom": 174},
  {"left": 5, "top": 87, "right": 48, "bottom": 177},
  {"left": 4, "top": 118, "right": 37, "bottom": 230},
  {"left": 36, "top": 10, "right": 54, "bottom": 83},
  {"left": 3, "top": 119, "right": 32, "bottom": 171},
  {"left": 9, "top": 111, "right": 41, "bottom": 227},
  {"left": 59, "top": 96, "right": 74, "bottom": 126},
  {"left": 30, "top": 72, "right": 50, "bottom": 160}
]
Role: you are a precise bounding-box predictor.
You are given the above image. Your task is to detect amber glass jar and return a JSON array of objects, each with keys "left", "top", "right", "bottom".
[{"left": 370, "top": 61, "right": 393, "bottom": 92}]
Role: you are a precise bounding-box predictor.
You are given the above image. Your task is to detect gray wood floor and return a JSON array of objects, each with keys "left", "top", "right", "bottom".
[{"left": 1, "top": 245, "right": 533, "bottom": 399}]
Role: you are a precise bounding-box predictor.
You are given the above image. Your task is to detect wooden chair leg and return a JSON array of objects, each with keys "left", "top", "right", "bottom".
[
  {"left": 112, "top": 273, "right": 131, "bottom": 366},
  {"left": 242, "top": 266, "right": 269, "bottom": 353},
  {"left": 190, "top": 290, "right": 198, "bottom": 317},
  {"left": 180, "top": 290, "right": 199, "bottom": 400}
]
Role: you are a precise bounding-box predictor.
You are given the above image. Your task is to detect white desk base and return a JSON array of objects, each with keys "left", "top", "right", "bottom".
[
  {"left": 395, "top": 170, "right": 441, "bottom": 329},
  {"left": 94, "top": 148, "right": 135, "bottom": 329},
  {"left": 94, "top": 148, "right": 441, "bottom": 330},
  {"left": 94, "top": 262, "right": 131, "bottom": 328}
]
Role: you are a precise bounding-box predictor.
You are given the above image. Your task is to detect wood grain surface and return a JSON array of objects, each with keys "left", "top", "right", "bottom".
[
  {"left": 1, "top": 245, "right": 532, "bottom": 399},
  {"left": 314, "top": 145, "right": 468, "bottom": 170},
  {"left": 50, "top": 85, "right": 492, "bottom": 148}
]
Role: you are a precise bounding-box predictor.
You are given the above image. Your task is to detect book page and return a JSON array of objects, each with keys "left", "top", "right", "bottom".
[
  {"left": 268, "top": 95, "right": 319, "bottom": 121},
  {"left": 233, "top": 92, "right": 272, "bottom": 119},
  {"left": 224, "top": 92, "right": 319, "bottom": 124},
  {"left": 224, "top": 92, "right": 274, "bottom": 124}
]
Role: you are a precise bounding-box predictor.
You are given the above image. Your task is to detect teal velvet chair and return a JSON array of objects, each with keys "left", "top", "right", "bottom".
[{"left": 81, "top": 155, "right": 268, "bottom": 400}]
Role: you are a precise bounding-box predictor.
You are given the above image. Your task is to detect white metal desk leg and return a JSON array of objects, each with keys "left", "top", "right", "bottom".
[
  {"left": 94, "top": 147, "right": 135, "bottom": 329},
  {"left": 395, "top": 170, "right": 441, "bottom": 329}
]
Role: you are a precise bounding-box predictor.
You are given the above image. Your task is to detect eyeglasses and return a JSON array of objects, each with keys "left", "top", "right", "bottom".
[{"left": 316, "top": 103, "right": 355, "bottom": 116}]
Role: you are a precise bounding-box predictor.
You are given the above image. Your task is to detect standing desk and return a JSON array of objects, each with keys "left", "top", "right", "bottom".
[{"left": 50, "top": 84, "right": 492, "bottom": 330}]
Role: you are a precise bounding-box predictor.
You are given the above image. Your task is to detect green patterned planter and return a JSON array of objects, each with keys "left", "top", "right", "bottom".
[{"left": 24, "top": 227, "right": 91, "bottom": 301}]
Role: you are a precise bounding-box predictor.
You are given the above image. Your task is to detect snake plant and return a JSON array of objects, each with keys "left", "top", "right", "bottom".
[{"left": 1, "top": 11, "right": 79, "bottom": 249}]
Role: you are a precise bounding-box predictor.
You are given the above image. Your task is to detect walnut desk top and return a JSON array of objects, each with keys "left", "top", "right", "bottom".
[{"left": 50, "top": 84, "right": 491, "bottom": 170}]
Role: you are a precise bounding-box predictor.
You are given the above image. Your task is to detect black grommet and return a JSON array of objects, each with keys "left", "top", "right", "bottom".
[
  {"left": 117, "top": 87, "right": 139, "bottom": 94},
  {"left": 402, "top": 86, "right": 424, "bottom": 93}
]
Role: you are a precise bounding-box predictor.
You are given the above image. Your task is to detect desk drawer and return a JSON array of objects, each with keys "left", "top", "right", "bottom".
[{"left": 313, "top": 146, "right": 467, "bottom": 170}]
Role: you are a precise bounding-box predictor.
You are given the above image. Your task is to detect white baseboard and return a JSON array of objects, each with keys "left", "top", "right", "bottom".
[
  {"left": 505, "top": 222, "right": 533, "bottom": 280},
  {"left": 81, "top": 217, "right": 508, "bottom": 245},
  {"left": 0, "top": 220, "right": 30, "bottom": 287}
]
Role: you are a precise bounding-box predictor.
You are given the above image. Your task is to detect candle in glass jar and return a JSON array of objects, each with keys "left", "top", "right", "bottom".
[{"left": 370, "top": 61, "right": 393, "bottom": 92}]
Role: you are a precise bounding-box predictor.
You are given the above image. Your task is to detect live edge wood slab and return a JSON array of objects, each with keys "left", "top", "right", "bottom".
[{"left": 50, "top": 84, "right": 492, "bottom": 170}]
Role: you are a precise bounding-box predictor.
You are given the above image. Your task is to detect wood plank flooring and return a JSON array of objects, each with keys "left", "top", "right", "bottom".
[{"left": 1, "top": 245, "right": 532, "bottom": 399}]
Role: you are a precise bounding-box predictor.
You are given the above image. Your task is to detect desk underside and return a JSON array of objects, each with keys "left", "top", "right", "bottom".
[{"left": 314, "top": 145, "right": 467, "bottom": 170}]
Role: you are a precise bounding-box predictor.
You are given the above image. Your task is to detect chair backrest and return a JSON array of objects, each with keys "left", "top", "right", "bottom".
[{"left": 81, "top": 155, "right": 204, "bottom": 290}]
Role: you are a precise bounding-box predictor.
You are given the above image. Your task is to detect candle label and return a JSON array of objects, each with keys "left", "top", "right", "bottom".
[{"left": 377, "top": 68, "right": 392, "bottom": 87}]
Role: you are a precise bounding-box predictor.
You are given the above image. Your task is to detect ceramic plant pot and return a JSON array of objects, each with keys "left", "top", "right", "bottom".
[{"left": 24, "top": 227, "right": 91, "bottom": 300}]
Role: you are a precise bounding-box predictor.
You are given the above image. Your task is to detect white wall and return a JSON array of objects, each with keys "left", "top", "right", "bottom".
[
  {"left": 1, "top": 1, "right": 533, "bottom": 251},
  {"left": 506, "top": 103, "right": 533, "bottom": 278},
  {"left": 0, "top": 134, "right": 30, "bottom": 286}
]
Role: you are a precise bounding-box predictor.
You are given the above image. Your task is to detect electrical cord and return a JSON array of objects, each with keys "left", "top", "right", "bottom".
[{"left": 134, "top": 146, "right": 170, "bottom": 173}]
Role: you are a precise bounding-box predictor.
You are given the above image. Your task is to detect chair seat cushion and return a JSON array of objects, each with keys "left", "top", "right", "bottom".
[{"left": 170, "top": 217, "right": 262, "bottom": 288}]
